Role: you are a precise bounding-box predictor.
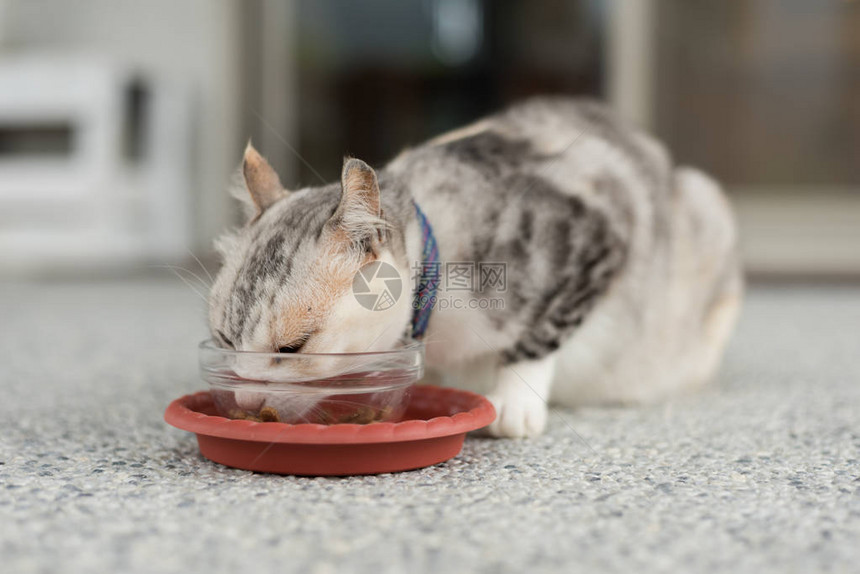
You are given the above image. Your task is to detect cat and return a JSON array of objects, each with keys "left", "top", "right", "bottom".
[{"left": 208, "top": 97, "right": 742, "bottom": 438}]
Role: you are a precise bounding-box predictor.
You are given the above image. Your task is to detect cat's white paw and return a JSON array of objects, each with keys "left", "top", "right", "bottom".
[{"left": 486, "top": 389, "right": 548, "bottom": 438}]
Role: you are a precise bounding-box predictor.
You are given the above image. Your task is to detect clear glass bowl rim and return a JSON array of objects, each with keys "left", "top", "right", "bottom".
[{"left": 198, "top": 338, "right": 424, "bottom": 360}]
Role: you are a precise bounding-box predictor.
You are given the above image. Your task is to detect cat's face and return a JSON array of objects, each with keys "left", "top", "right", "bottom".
[{"left": 208, "top": 145, "right": 412, "bottom": 363}]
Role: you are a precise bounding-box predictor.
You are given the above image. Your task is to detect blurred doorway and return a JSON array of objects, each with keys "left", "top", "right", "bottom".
[{"left": 243, "top": 0, "right": 605, "bottom": 185}]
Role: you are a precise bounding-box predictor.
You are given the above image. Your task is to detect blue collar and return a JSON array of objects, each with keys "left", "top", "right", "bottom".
[{"left": 411, "top": 201, "right": 438, "bottom": 339}]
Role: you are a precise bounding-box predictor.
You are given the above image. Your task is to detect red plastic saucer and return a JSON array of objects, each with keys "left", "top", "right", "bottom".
[{"left": 164, "top": 385, "right": 495, "bottom": 476}]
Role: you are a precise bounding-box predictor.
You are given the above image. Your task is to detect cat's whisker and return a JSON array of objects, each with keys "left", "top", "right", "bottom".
[
  {"left": 186, "top": 248, "right": 214, "bottom": 285},
  {"left": 173, "top": 273, "right": 208, "bottom": 304},
  {"left": 250, "top": 107, "right": 328, "bottom": 185},
  {"left": 151, "top": 264, "right": 211, "bottom": 294},
  {"left": 157, "top": 266, "right": 209, "bottom": 304},
  {"left": 414, "top": 332, "right": 450, "bottom": 346}
]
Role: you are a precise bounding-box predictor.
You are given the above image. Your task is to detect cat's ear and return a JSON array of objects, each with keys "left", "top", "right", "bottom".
[
  {"left": 332, "top": 157, "right": 384, "bottom": 244},
  {"left": 242, "top": 142, "right": 287, "bottom": 215}
]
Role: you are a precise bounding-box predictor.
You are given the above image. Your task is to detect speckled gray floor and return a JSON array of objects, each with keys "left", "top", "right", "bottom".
[{"left": 1, "top": 279, "right": 858, "bottom": 574}]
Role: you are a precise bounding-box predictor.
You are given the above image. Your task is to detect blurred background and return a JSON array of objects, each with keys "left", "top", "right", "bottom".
[{"left": 0, "top": 0, "right": 858, "bottom": 279}]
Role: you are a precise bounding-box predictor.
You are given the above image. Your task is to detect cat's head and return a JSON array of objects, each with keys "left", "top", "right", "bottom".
[{"left": 208, "top": 144, "right": 413, "bottom": 359}]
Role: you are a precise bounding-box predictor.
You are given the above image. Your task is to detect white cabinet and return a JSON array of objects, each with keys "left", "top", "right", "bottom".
[{"left": 0, "top": 56, "right": 192, "bottom": 272}]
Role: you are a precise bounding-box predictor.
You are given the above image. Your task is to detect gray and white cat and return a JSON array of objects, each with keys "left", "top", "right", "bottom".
[{"left": 208, "top": 97, "right": 742, "bottom": 437}]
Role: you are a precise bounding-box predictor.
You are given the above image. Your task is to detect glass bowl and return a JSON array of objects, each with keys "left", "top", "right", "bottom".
[{"left": 198, "top": 340, "right": 424, "bottom": 425}]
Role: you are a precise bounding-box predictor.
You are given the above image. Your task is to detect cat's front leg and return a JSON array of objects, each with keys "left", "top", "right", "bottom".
[{"left": 486, "top": 353, "right": 557, "bottom": 438}]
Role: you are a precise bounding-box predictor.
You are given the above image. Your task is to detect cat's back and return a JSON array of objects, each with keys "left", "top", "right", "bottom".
[
  {"left": 388, "top": 97, "right": 671, "bottom": 198},
  {"left": 425, "top": 96, "right": 629, "bottom": 144},
  {"left": 385, "top": 97, "right": 670, "bottom": 259}
]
